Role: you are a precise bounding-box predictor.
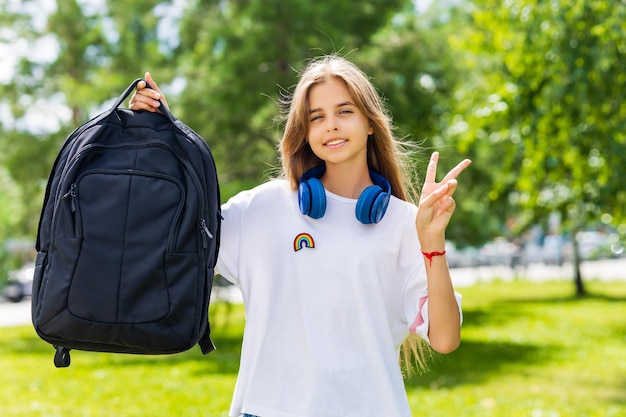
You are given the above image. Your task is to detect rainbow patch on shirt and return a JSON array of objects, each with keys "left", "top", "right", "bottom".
[{"left": 293, "top": 233, "right": 315, "bottom": 252}]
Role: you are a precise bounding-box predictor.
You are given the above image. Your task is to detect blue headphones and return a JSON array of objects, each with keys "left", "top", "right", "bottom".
[{"left": 298, "top": 165, "right": 392, "bottom": 224}]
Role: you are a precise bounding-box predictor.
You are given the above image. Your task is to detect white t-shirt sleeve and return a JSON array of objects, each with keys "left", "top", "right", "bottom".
[{"left": 215, "top": 191, "right": 246, "bottom": 285}]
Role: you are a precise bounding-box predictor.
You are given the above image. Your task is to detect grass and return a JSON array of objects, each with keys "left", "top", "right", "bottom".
[
  {"left": 407, "top": 280, "right": 626, "bottom": 417},
  {"left": 1, "top": 280, "right": 625, "bottom": 417}
]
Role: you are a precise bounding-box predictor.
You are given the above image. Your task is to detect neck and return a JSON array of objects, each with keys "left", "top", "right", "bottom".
[{"left": 321, "top": 163, "right": 373, "bottom": 199}]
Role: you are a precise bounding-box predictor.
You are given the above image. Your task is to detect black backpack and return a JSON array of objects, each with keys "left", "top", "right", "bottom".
[{"left": 32, "top": 79, "right": 221, "bottom": 367}]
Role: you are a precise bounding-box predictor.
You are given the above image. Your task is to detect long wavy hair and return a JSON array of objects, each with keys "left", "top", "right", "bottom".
[
  {"left": 278, "top": 54, "right": 419, "bottom": 203},
  {"left": 278, "top": 54, "right": 429, "bottom": 373}
]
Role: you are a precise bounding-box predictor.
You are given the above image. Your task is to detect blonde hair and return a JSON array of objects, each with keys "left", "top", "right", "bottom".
[
  {"left": 278, "top": 54, "right": 420, "bottom": 202},
  {"left": 278, "top": 54, "right": 429, "bottom": 374}
]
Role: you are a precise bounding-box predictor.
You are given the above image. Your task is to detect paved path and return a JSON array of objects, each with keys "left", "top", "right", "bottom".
[
  {"left": 0, "top": 300, "right": 31, "bottom": 327},
  {"left": 2, "top": 258, "right": 625, "bottom": 327},
  {"left": 450, "top": 257, "right": 626, "bottom": 287}
]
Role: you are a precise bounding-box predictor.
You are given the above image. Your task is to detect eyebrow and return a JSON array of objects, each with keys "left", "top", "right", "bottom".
[{"left": 308, "top": 101, "right": 355, "bottom": 114}]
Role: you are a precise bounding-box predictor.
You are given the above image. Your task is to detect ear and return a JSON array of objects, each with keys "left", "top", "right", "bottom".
[{"left": 368, "top": 123, "right": 374, "bottom": 135}]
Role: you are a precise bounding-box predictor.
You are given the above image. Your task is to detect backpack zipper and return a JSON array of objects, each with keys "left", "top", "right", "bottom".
[
  {"left": 200, "top": 218, "right": 213, "bottom": 249},
  {"left": 53, "top": 141, "right": 212, "bottom": 257}
]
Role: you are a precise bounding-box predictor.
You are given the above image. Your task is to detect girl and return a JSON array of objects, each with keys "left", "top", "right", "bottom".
[{"left": 130, "top": 54, "right": 471, "bottom": 417}]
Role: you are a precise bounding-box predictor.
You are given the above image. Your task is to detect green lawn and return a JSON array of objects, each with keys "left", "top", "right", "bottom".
[
  {"left": 406, "top": 280, "right": 626, "bottom": 417},
  {"left": 1, "top": 280, "right": 625, "bottom": 417}
]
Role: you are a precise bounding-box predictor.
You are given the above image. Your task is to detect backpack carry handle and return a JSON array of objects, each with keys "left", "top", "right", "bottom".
[{"left": 113, "top": 78, "right": 177, "bottom": 124}]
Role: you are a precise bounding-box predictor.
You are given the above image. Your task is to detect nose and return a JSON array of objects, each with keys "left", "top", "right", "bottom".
[{"left": 325, "top": 115, "right": 339, "bottom": 131}]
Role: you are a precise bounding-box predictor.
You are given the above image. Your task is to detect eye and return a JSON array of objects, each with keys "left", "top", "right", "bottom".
[
  {"left": 310, "top": 114, "right": 323, "bottom": 122},
  {"left": 338, "top": 108, "right": 353, "bottom": 115}
]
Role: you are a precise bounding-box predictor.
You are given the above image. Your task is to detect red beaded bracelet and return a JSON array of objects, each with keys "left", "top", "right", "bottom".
[{"left": 421, "top": 250, "right": 446, "bottom": 266}]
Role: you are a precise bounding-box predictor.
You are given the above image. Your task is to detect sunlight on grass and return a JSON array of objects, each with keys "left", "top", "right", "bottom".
[
  {"left": 0, "top": 304, "right": 243, "bottom": 417},
  {"left": 1, "top": 280, "right": 624, "bottom": 416},
  {"left": 406, "top": 280, "right": 626, "bottom": 417}
]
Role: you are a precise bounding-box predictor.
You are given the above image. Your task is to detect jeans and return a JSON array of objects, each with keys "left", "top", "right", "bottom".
[{"left": 242, "top": 415, "right": 259, "bottom": 417}]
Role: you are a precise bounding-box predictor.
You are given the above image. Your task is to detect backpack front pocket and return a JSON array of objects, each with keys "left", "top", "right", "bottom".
[{"left": 66, "top": 169, "right": 184, "bottom": 324}]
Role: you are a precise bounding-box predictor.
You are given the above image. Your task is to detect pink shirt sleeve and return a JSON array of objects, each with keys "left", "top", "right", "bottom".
[{"left": 408, "top": 292, "right": 463, "bottom": 344}]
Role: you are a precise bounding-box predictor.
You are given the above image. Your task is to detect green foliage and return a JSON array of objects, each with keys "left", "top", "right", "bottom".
[
  {"left": 0, "top": 165, "right": 27, "bottom": 287},
  {"left": 448, "top": 0, "right": 626, "bottom": 234},
  {"left": 359, "top": 7, "right": 501, "bottom": 246},
  {"left": 0, "top": 0, "right": 177, "bottom": 243},
  {"left": 435, "top": 0, "right": 626, "bottom": 289},
  {"left": 173, "top": 0, "right": 411, "bottom": 185},
  {"left": 2, "top": 0, "right": 625, "bottom": 289},
  {"left": 0, "top": 166, "right": 22, "bottom": 235},
  {"left": 1, "top": 280, "right": 625, "bottom": 416}
]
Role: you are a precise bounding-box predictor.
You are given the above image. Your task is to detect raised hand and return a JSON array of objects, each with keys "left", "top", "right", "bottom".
[
  {"left": 128, "top": 72, "right": 169, "bottom": 113},
  {"left": 415, "top": 152, "right": 471, "bottom": 251}
]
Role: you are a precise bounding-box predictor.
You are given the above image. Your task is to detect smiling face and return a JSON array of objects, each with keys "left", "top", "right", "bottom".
[{"left": 306, "top": 77, "right": 374, "bottom": 170}]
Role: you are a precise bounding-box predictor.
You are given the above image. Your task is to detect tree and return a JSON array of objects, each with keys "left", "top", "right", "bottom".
[
  {"left": 174, "top": 0, "right": 410, "bottom": 198},
  {"left": 360, "top": 5, "right": 506, "bottom": 247},
  {"left": 1, "top": 0, "right": 422, "bottom": 240},
  {"left": 0, "top": 0, "right": 175, "bottom": 239},
  {"left": 2, "top": 0, "right": 504, "bottom": 253},
  {"left": 446, "top": 0, "right": 626, "bottom": 294}
]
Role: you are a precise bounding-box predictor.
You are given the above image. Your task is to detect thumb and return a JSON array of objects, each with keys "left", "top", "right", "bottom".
[
  {"left": 144, "top": 72, "right": 153, "bottom": 88},
  {"left": 144, "top": 72, "right": 161, "bottom": 94},
  {"left": 144, "top": 71, "right": 169, "bottom": 110}
]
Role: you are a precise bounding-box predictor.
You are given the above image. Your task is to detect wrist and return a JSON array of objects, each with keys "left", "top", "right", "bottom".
[
  {"left": 421, "top": 249, "right": 446, "bottom": 267},
  {"left": 419, "top": 237, "right": 446, "bottom": 253}
]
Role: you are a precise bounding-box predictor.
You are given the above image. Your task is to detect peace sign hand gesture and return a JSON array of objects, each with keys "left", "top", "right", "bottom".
[{"left": 415, "top": 152, "right": 471, "bottom": 251}]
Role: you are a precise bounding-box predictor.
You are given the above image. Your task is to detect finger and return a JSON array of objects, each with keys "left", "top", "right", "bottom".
[
  {"left": 440, "top": 159, "right": 472, "bottom": 183},
  {"left": 428, "top": 179, "right": 459, "bottom": 207},
  {"left": 129, "top": 91, "right": 161, "bottom": 112},
  {"left": 443, "top": 178, "right": 458, "bottom": 198},
  {"left": 420, "top": 179, "right": 454, "bottom": 207},
  {"left": 129, "top": 80, "right": 144, "bottom": 107},
  {"left": 131, "top": 73, "right": 160, "bottom": 101},
  {"left": 145, "top": 72, "right": 158, "bottom": 91},
  {"left": 437, "top": 195, "right": 457, "bottom": 216},
  {"left": 145, "top": 71, "right": 170, "bottom": 110},
  {"left": 144, "top": 72, "right": 163, "bottom": 99},
  {"left": 424, "top": 151, "right": 440, "bottom": 184}
]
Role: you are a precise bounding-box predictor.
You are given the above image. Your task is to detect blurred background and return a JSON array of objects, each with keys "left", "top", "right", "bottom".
[
  {"left": 1, "top": 0, "right": 624, "bottom": 299},
  {"left": 1, "top": 2, "right": 625, "bottom": 416}
]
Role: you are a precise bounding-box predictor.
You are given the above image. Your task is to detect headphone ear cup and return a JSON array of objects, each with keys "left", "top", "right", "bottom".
[
  {"left": 371, "top": 192, "right": 390, "bottom": 223},
  {"left": 298, "top": 181, "right": 313, "bottom": 215},
  {"left": 301, "top": 177, "right": 326, "bottom": 219},
  {"left": 355, "top": 185, "right": 383, "bottom": 224}
]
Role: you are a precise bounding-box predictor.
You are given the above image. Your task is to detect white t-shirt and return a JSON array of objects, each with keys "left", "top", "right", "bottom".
[{"left": 216, "top": 179, "right": 460, "bottom": 417}]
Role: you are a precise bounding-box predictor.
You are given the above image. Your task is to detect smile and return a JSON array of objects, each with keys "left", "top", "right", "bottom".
[{"left": 325, "top": 138, "right": 347, "bottom": 148}]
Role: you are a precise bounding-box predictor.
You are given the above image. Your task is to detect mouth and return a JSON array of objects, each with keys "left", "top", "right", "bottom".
[{"left": 324, "top": 138, "right": 348, "bottom": 148}]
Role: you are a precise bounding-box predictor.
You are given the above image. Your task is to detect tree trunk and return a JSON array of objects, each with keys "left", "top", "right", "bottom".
[{"left": 571, "top": 230, "right": 586, "bottom": 297}]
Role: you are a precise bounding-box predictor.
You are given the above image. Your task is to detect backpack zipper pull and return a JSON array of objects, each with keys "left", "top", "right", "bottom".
[
  {"left": 200, "top": 219, "right": 213, "bottom": 249},
  {"left": 62, "top": 184, "right": 77, "bottom": 212}
]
